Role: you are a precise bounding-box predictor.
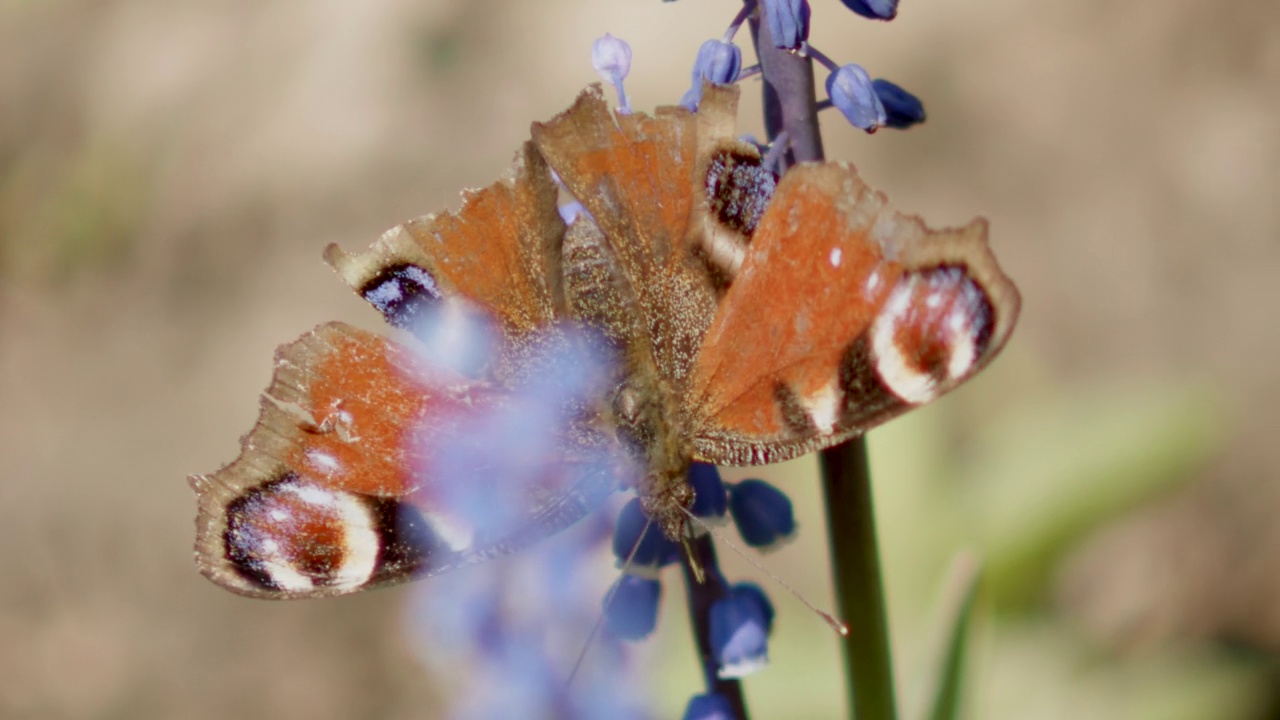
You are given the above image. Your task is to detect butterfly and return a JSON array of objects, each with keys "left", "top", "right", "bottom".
[{"left": 190, "top": 83, "right": 1020, "bottom": 599}]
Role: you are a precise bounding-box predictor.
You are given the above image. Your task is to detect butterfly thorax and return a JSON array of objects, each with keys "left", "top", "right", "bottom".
[{"left": 609, "top": 365, "right": 695, "bottom": 541}]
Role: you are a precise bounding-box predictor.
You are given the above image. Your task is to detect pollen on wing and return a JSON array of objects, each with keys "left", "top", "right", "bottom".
[{"left": 869, "top": 266, "right": 993, "bottom": 405}]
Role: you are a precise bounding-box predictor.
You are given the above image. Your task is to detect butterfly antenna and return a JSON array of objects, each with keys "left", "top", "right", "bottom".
[
  {"left": 681, "top": 507, "right": 849, "bottom": 636},
  {"left": 566, "top": 513, "right": 658, "bottom": 687}
]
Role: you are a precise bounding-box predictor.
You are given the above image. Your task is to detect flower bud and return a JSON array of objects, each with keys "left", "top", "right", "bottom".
[
  {"left": 728, "top": 478, "right": 796, "bottom": 549},
  {"left": 709, "top": 584, "right": 774, "bottom": 677},
  {"left": 591, "top": 33, "right": 633, "bottom": 112},
  {"left": 873, "top": 78, "right": 926, "bottom": 128},
  {"left": 762, "top": 0, "right": 811, "bottom": 50},
  {"left": 680, "top": 39, "right": 742, "bottom": 110},
  {"left": 840, "top": 0, "right": 898, "bottom": 20},
  {"left": 682, "top": 694, "right": 736, "bottom": 720},
  {"left": 826, "top": 63, "right": 886, "bottom": 132},
  {"left": 604, "top": 574, "right": 662, "bottom": 640},
  {"left": 612, "top": 497, "right": 680, "bottom": 571}
]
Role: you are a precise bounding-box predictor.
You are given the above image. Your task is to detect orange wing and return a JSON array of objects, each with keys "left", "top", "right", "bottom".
[
  {"left": 688, "top": 163, "right": 1021, "bottom": 466},
  {"left": 191, "top": 323, "right": 622, "bottom": 599}
]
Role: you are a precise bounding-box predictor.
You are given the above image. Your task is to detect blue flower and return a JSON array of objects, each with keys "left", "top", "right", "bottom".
[
  {"left": 826, "top": 63, "right": 886, "bottom": 132},
  {"left": 682, "top": 693, "right": 736, "bottom": 720},
  {"left": 612, "top": 497, "right": 681, "bottom": 571},
  {"left": 873, "top": 78, "right": 926, "bottom": 129},
  {"left": 604, "top": 574, "right": 662, "bottom": 640},
  {"left": 761, "top": 0, "right": 810, "bottom": 50},
  {"left": 709, "top": 583, "right": 774, "bottom": 677},
  {"left": 840, "top": 0, "right": 898, "bottom": 20},
  {"left": 728, "top": 479, "right": 796, "bottom": 549},
  {"left": 680, "top": 39, "right": 742, "bottom": 110},
  {"left": 591, "top": 33, "right": 633, "bottom": 112},
  {"left": 688, "top": 462, "right": 728, "bottom": 520}
]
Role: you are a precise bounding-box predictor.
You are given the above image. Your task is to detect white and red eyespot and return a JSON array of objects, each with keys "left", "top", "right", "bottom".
[{"left": 869, "top": 265, "right": 993, "bottom": 405}]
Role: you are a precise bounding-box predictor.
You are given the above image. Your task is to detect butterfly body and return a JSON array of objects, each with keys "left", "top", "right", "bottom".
[{"left": 191, "top": 83, "right": 1019, "bottom": 599}]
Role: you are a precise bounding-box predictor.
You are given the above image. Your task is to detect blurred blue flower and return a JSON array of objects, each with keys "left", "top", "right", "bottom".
[
  {"left": 872, "top": 78, "right": 926, "bottom": 128},
  {"left": 612, "top": 497, "right": 681, "bottom": 571},
  {"left": 761, "top": 0, "right": 810, "bottom": 50},
  {"left": 682, "top": 693, "right": 736, "bottom": 720},
  {"left": 826, "top": 63, "right": 886, "bottom": 132},
  {"left": 840, "top": 0, "right": 898, "bottom": 20},
  {"left": 604, "top": 574, "right": 662, "bottom": 640},
  {"left": 680, "top": 39, "right": 742, "bottom": 110},
  {"left": 728, "top": 478, "right": 796, "bottom": 549}
]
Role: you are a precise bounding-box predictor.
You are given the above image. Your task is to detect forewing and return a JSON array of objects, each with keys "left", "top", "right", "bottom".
[
  {"left": 323, "top": 141, "right": 567, "bottom": 383},
  {"left": 531, "top": 84, "right": 763, "bottom": 390}
]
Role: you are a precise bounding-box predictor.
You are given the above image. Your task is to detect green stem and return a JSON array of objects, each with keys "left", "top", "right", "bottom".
[{"left": 820, "top": 440, "right": 898, "bottom": 720}]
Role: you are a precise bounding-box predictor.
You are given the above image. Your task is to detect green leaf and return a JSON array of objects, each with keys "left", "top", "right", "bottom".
[
  {"left": 920, "top": 553, "right": 981, "bottom": 720},
  {"left": 962, "top": 379, "right": 1224, "bottom": 608}
]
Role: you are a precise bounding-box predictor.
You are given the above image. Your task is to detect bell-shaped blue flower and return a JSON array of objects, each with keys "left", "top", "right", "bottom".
[
  {"left": 682, "top": 693, "right": 736, "bottom": 720},
  {"left": 680, "top": 39, "right": 742, "bottom": 110},
  {"left": 688, "top": 462, "right": 728, "bottom": 520},
  {"left": 761, "top": 0, "right": 810, "bottom": 50},
  {"left": 604, "top": 574, "right": 662, "bottom": 640},
  {"left": 709, "top": 584, "right": 774, "bottom": 677},
  {"left": 728, "top": 479, "right": 796, "bottom": 549},
  {"left": 826, "top": 63, "right": 886, "bottom": 132},
  {"left": 873, "top": 78, "right": 926, "bottom": 129},
  {"left": 840, "top": 0, "right": 898, "bottom": 20},
  {"left": 728, "top": 582, "right": 774, "bottom": 634},
  {"left": 612, "top": 497, "right": 681, "bottom": 571}
]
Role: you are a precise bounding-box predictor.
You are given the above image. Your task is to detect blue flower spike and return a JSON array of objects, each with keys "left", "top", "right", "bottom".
[
  {"left": 840, "top": 0, "right": 899, "bottom": 21},
  {"left": 728, "top": 478, "right": 796, "bottom": 549},
  {"left": 612, "top": 497, "right": 681, "bottom": 572},
  {"left": 604, "top": 574, "right": 662, "bottom": 641},
  {"left": 826, "top": 63, "right": 887, "bottom": 133},
  {"left": 872, "top": 78, "right": 926, "bottom": 129},
  {"left": 680, "top": 38, "right": 743, "bottom": 110},
  {"left": 709, "top": 584, "right": 775, "bottom": 678},
  {"left": 761, "top": 0, "right": 811, "bottom": 50},
  {"left": 591, "top": 33, "right": 633, "bottom": 113},
  {"left": 682, "top": 693, "right": 737, "bottom": 720},
  {"left": 688, "top": 462, "right": 728, "bottom": 522}
]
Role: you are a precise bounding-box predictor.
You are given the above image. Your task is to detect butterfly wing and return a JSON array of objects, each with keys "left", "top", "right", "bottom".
[
  {"left": 688, "top": 163, "right": 1021, "bottom": 466},
  {"left": 323, "top": 141, "right": 570, "bottom": 384},
  {"left": 531, "top": 83, "right": 764, "bottom": 389},
  {"left": 195, "top": 139, "right": 637, "bottom": 599},
  {"left": 191, "top": 322, "right": 622, "bottom": 599}
]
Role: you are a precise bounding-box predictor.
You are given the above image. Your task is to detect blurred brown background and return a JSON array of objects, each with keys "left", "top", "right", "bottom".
[{"left": 2, "top": 1, "right": 1278, "bottom": 718}]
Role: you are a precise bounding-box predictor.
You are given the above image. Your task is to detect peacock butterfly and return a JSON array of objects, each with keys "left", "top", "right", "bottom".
[{"left": 189, "top": 83, "right": 1019, "bottom": 599}]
